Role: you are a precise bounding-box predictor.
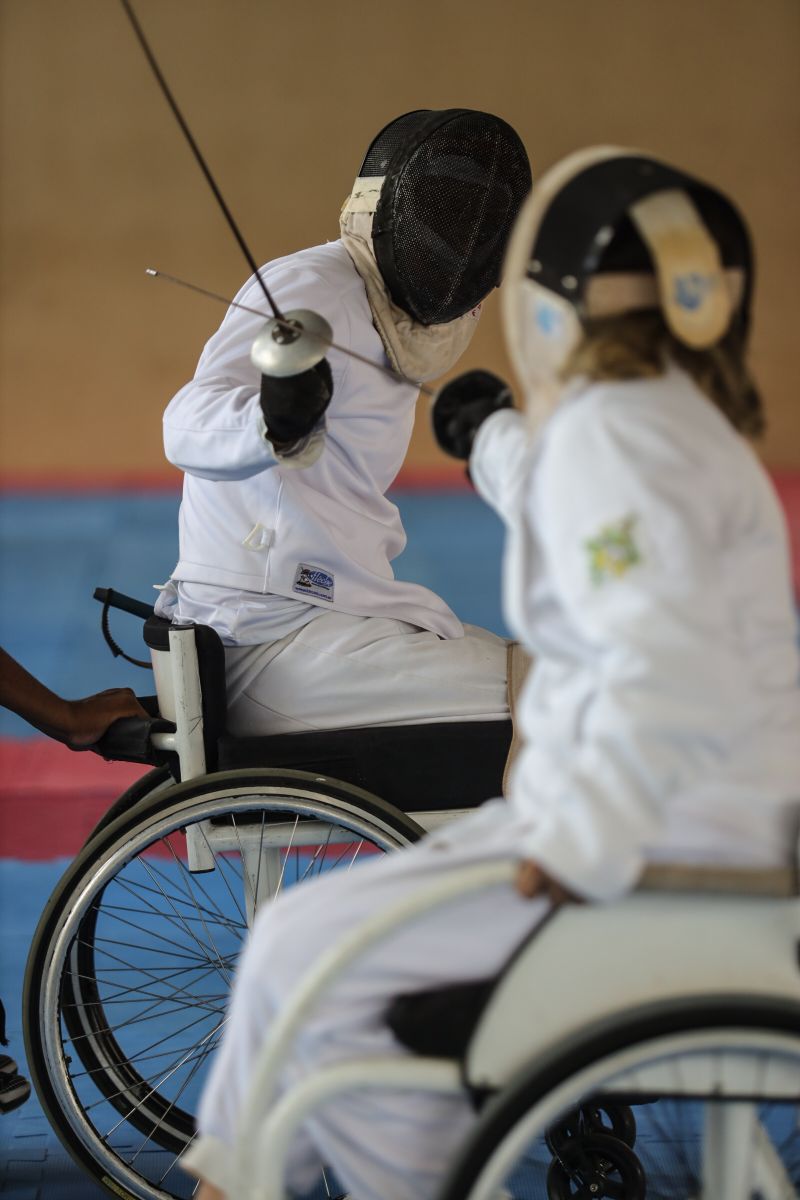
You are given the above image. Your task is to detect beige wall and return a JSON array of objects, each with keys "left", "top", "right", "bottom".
[{"left": 1, "top": 0, "right": 798, "bottom": 479}]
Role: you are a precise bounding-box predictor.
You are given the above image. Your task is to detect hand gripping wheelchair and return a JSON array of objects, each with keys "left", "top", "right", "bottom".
[
  {"left": 233, "top": 850, "right": 800, "bottom": 1200},
  {"left": 22, "top": 590, "right": 513, "bottom": 1200}
]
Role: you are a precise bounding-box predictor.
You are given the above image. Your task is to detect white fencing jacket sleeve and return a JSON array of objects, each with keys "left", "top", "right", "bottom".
[
  {"left": 162, "top": 261, "right": 337, "bottom": 481},
  {"left": 471, "top": 369, "right": 800, "bottom": 901}
]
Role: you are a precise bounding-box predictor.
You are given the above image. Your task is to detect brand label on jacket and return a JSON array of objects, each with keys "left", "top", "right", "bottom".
[{"left": 293, "top": 563, "right": 335, "bottom": 602}]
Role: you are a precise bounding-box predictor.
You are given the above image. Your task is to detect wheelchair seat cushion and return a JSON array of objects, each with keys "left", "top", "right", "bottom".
[
  {"left": 217, "top": 719, "right": 512, "bottom": 813},
  {"left": 386, "top": 978, "right": 496, "bottom": 1059}
]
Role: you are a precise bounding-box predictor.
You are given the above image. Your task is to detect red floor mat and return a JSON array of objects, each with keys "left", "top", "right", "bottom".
[{"left": 0, "top": 738, "right": 148, "bottom": 859}]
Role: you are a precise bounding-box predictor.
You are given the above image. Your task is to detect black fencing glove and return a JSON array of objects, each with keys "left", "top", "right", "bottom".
[
  {"left": 259, "top": 358, "right": 333, "bottom": 447},
  {"left": 431, "top": 369, "right": 514, "bottom": 460}
]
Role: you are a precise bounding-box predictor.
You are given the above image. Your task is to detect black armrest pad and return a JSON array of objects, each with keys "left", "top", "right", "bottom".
[
  {"left": 91, "top": 715, "right": 176, "bottom": 765},
  {"left": 218, "top": 720, "right": 512, "bottom": 813}
]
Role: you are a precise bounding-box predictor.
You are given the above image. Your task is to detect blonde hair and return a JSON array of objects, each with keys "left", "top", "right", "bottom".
[{"left": 561, "top": 311, "right": 764, "bottom": 438}]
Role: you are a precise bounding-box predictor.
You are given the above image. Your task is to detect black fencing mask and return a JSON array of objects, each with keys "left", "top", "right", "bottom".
[{"left": 359, "top": 109, "right": 531, "bottom": 326}]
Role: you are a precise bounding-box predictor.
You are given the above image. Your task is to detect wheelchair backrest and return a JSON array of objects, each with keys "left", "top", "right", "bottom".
[{"left": 465, "top": 889, "right": 800, "bottom": 1092}]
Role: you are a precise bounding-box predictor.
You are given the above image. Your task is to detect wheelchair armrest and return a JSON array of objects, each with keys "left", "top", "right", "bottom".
[{"left": 90, "top": 713, "right": 176, "bottom": 765}]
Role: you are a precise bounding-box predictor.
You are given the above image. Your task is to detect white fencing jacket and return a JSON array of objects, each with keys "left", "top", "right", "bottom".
[
  {"left": 161, "top": 241, "right": 463, "bottom": 640},
  {"left": 470, "top": 365, "right": 800, "bottom": 900}
]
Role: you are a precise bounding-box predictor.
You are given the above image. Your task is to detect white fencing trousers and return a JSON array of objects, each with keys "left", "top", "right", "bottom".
[
  {"left": 193, "top": 804, "right": 550, "bottom": 1200},
  {"left": 223, "top": 612, "right": 509, "bottom": 735}
]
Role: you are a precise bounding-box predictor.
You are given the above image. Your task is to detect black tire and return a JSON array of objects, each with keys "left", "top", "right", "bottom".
[
  {"left": 439, "top": 998, "right": 800, "bottom": 1200},
  {"left": 80, "top": 766, "right": 173, "bottom": 850},
  {"left": 24, "top": 767, "right": 423, "bottom": 1200}
]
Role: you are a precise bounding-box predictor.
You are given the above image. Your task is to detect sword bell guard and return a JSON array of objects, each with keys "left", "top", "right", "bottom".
[{"left": 250, "top": 309, "right": 333, "bottom": 377}]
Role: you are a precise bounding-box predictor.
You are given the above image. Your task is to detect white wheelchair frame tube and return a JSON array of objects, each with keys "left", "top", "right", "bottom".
[
  {"left": 167, "top": 624, "right": 207, "bottom": 781},
  {"left": 151, "top": 625, "right": 219, "bottom": 872},
  {"left": 232, "top": 860, "right": 517, "bottom": 1200}
]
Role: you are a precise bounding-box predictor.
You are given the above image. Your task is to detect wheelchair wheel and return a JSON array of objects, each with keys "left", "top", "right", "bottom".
[
  {"left": 24, "top": 767, "right": 422, "bottom": 1200},
  {"left": 439, "top": 998, "right": 800, "bottom": 1200}
]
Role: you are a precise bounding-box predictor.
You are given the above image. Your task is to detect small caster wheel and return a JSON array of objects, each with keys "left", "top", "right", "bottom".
[
  {"left": 546, "top": 1132, "right": 646, "bottom": 1200},
  {"left": 545, "top": 1102, "right": 636, "bottom": 1155},
  {"left": 583, "top": 1103, "right": 637, "bottom": 1148}
]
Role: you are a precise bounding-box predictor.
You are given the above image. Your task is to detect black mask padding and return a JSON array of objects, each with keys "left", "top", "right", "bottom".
[
  {"left": 363, "top": 109, "right": 531, "bottom": 325},
  {"left": 530, "top": 155, "right": 753, "bottom": 337}
]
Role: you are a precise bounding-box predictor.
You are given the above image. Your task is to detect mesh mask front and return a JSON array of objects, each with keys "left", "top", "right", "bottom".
[{"left": 361, "top": 110, "right": 531, "bottom": 326}]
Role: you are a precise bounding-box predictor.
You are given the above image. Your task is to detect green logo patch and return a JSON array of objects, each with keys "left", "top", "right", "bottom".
[{"left": 585, "top": 515, "right": 641, "bottom": 585}]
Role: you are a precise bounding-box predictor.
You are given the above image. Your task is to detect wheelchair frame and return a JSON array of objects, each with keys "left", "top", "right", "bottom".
[
  {"left": 233, "top": 862, "right": 800, "bottom": 1200},
  {"left": 23, "top": 605, "right": 513, "bottom": 1200}
]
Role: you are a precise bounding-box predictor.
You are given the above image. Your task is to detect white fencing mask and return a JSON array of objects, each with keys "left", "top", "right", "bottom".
[{"left": 501, "top": 146, "right": 752, "bottom": 424}]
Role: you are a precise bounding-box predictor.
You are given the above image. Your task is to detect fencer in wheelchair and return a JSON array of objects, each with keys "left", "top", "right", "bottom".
[
  {"left": 173, "top": 150, "right": 800, "bottom": 1200},
  {"left": 24, "top": 109, "right": 533, "bottom": 1200}
]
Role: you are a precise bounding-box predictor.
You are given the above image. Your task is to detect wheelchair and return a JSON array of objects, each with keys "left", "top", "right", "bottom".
[
  {"left": 22, "top": 591, "right": 512, "bottom": 1200},
  {"left": 234, "top": 855, "right": 800, "bottom": 1200}
]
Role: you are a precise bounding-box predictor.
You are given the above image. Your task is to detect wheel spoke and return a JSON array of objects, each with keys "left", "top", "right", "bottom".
[
  {"left": 251, "top": 810, "right": 270, "bottom": 904},
  {"left": 149, "top": 846, "right": 235, "bottom": 987},
  {"left": 65, "top": 963, "right": 228, "bottom": 1011},
  {"left": 71, "top": 941, "right": 230, "bottom": 1016},
  {"left": 299, "top": 825, "right": 335, "bottom": 883},
  {"left": 145, "top": 854, "right": 247, "bottom": 930},
  {"left": 274, "top": 815, "right": 299, "bottom": 898},
  {"left": 78, "top": 1010, "right": 228, "bottom": 1111},
  {"left": 105, "top": 885, "right": 245, "bottom": 937},
  {"left": 130, "top": 1028, "right": 220, "bottom": 1171}
]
